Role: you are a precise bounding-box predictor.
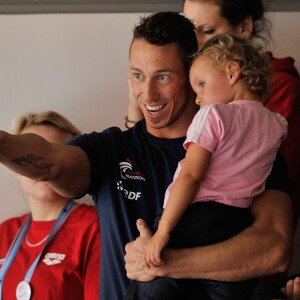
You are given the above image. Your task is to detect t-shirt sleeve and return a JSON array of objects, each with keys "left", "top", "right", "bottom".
[
  {"left": 184, "top": 105, "right": 221, "bottom": 153},
  {"left": 66, "top": 132, "right": 100, "bottom": 197},
  {"left": 66, "top": 128, "right": 121, "bottom": 197},
  {"left": 66, "top": 126, "right": 129, "bottom": 202}
]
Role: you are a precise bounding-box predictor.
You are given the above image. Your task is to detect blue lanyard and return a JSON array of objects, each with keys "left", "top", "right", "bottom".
[{"left": 0, "top": 200, "right": 74, "bottom": 299}]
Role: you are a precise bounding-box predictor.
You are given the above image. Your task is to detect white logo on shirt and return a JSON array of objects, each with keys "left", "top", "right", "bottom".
[
  {"left": 117, "top": 181, "right": 142, "bottom": 201},
  {"left": 119, "top": 161, "right": 145, "bottom": 181},
  {"left": 42, "top": 253, "right": 66, "bottom": 266},
  {"left": 118, "top": 159, "right": 144, "bottom": 201}
]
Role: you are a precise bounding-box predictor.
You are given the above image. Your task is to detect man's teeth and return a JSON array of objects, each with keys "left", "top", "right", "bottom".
[{"left": 146, "top": 105, "right": 164, "bottom": 113}]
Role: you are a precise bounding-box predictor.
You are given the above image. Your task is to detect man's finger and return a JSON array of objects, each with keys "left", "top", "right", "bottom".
[{"left": 136, "top": 219, "right": 153, "bottom": 239}]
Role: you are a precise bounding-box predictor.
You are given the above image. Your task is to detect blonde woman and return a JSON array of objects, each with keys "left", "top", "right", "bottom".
[{"left": 0, "top": 111, "right": 100, "bottom": 300}]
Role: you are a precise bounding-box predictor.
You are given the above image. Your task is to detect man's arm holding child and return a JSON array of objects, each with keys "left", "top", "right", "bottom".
[{"left": 125, "top": 189, "right": 293, "bottom": 282}]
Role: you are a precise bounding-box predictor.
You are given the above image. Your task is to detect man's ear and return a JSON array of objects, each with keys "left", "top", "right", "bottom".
[
  {"left": 226, "top": 61, "right": 240, "bottom": 85},
  {"left": 236, "top": 16, "right": 253, "bottom": 38}
]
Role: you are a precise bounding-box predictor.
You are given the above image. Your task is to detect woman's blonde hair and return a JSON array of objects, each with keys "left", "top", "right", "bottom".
[
  {"left": 193, "top": 33, "right": 272, "bottom": 101},
  {"left": 10, "top": 110, "right": 81, "bottom": 136}
]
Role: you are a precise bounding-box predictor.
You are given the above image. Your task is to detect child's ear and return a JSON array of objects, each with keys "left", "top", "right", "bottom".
[{"left": 226, "top": 61, "right": 240, "bottom": 84}]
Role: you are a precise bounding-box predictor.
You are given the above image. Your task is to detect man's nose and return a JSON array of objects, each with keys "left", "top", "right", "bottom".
[{"left": 143, "top": 80, "right": 159, "bottom": 102}]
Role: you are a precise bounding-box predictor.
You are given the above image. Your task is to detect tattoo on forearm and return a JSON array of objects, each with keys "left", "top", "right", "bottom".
[{"left": 11, "top": 154, "right": 54, "bottom": 173}]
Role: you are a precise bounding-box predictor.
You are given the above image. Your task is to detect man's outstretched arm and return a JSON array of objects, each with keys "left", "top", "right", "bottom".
[
  {"left": 125, "top": 190, "right": 293, "bottom": 282},
  {"left": 0, "top": 130, "right": 90, "bottom": 198}
]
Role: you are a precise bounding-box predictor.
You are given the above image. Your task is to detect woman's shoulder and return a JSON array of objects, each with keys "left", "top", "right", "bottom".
[
  {"left": 70, "top": 203, "right": 98, "bottom": 222},
  {"left": 265, "top": 52, "right": 300, "bottom": 119},
  {"left": 267, "top": 51, "right": 300, "bottom": 79},
  {"left": 0, "top": 213, "right": 28, "bottom": 231},
  {"left": 0, "top": 213, "right": 29, "bottom": 253}
]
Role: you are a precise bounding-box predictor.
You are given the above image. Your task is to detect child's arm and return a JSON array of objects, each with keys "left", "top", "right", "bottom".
[{"left": 144, "top": 143, "right": 212, "bottom": 268}]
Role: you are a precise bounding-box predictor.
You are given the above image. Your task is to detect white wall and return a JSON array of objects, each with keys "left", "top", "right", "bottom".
[
  {"left": 0, "top": 11, "right": 299, "bottom": 222},
  {"left": 267, "top": 12, "right": 300, "bottom": 71},
  {"left": 0, "top": 13, "right": 140, "bottom": 220}
]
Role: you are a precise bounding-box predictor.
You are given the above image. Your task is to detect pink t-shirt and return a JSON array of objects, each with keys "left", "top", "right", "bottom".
[{"left": 164, "top": 100, "right": 287, "bottom": 208}]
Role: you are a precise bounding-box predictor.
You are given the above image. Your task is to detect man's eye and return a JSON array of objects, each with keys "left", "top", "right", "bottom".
[
  {"left": 158, "top": 75, "right": 168, "bottom": 81},
  {"left": 133, "top": 73, "right": 141, "bottom": 79}
]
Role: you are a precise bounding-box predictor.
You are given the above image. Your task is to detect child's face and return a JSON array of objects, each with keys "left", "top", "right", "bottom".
[{"left": 189, "top": 55, "right": 234, "bottom": 108}]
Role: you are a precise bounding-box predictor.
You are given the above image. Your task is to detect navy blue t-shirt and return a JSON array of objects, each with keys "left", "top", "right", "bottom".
[{"left": 68, "top": 120, "right": 288, "bottom": 300}]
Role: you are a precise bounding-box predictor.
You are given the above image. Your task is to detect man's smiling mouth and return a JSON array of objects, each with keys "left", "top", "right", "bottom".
[{"left": 145, "top": 104, "right": 166, "bottom": 114}]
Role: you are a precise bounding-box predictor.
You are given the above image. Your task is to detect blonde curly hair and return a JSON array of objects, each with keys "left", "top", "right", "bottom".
[{"left": 192, "top": 33, "right": 272, "bottom": 102}]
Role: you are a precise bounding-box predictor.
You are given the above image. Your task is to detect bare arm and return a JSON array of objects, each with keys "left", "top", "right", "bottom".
[
  {"left": 125, "top": 189, "right": 293, "bottom": 282},
  {"left": 159, "top": 143, "right": 211, "bottom": 228},
  {"left": 144, "top": 144, "right": 211, "bottom": 266},
  {"left": 0, "top": 130, "right": 90, "bottom": 198}
]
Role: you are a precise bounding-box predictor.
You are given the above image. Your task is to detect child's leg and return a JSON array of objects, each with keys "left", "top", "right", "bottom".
[
  {"left": 179, "top": 202, "right": 257, "bottom": 299},
  {"left": 165, "top": 201, "right": 254, "bottom": 248},
  {"left": 160, "top": 201, "right": 257, "bottom": 299}
]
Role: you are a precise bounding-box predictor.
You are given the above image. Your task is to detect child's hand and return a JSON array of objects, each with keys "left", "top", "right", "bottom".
[{"left": 144, "top": 230, "right": 170, "bottom": 268}]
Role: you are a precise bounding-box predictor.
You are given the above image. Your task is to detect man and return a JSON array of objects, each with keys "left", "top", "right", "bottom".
[{"left": 0, "top": 12, "right": 293, "bottom": 300}]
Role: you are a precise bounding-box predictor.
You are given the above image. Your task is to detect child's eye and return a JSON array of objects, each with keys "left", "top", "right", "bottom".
[{"left": 200, "top": 81, "right": 205, "bottom": 87}]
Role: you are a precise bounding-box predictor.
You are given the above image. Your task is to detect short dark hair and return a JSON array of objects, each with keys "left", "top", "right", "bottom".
[{"left": 131, "top": 12, "right": 198, "bottom": 71}]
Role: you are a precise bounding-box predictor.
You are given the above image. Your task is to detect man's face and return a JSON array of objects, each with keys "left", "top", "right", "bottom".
[{"left": 129, "top": 39, "right": 193, "bottom": 138}]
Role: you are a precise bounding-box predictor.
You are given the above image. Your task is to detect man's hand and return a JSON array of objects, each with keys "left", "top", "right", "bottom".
[{"left": 124, "top": 219, "right": 156, "bottom": 282}]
